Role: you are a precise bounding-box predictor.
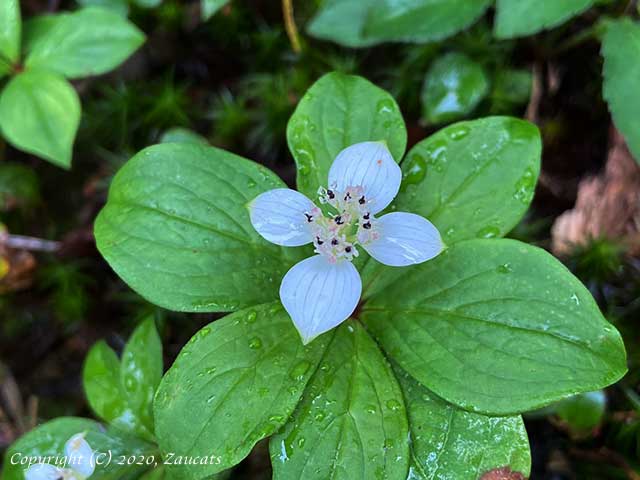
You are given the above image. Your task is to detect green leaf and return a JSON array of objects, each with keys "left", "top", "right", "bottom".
[
  {"left": 2, "top": 418, "right": 96, "bottom": 480},
  {"left": 140, "top": 468, "right": 166, "bottom": 480},
  {"left": 362, "top": 0, "right": 493, "bottom": 43},
  {"left": 307, "top": 0, "right": 378, "bottom": 48},
  {"left": 0, "top": 70, "right": 80, "bottom": 168},
  {"left": 84, "top": 341, "right": 127, "bottom": 424},
  {"left": 602, "top": 19, "right": 640, "bottom": 164},
  {"left": 494, "top": 0, "right": 596, "bottom": 38},
  {"left": 94, "top": 142, "right": 300, "bottom": 312},
  {"left": 421, "top": 52, "right": 490, "bottom": 124},
  {"left": 396, "top": 367, "right": 531, "bottom": 479},
  {"left": 132, "top": 0, "right": 163, "bottom": 8},
  {"left": 1, "top": 418, "right": 153, "bottom": 480},
  {"left": 490, "top": 68, "right": 532, "bottom": 114},
  {"left": 202, "top": 0, "right": 229, "bottom": 20},
  {"left": 120, "top": 317, "right": 163, "bottom": 435},
  {"left": 361, "top": 239, "right": 627, "bottom": 415},
  {"left": 288, "top": 72, "right": 407, "bottom": 199},
  {"left": 270, "top": 321, "right": 409, "bottom": 480},
  {"left": 77, "top": 0, "right": 129, "bottom": 16},
  {"left": 154, "top": 303, "right": 327, "bottom": 479},
  {"left": 0, "top": 163, "right": 39, "bottom": 211},
  {"left": 24, "top": 7, "right": 145, "bottom": 79},
  {"left": 395, "top": 117, "right": 541, "bottom": 245},
  {"left": 83, "top": 339, "right": 155, "bottom": 439},
  {"left": 555, "top": 390, "right": 606, "bottom": 433},
  {"left": 160, "top": 127, "right": 208, "bottom": 145},
  {"left": 22, "top": 15, "right": 65, "bottom": 54},
  {"left": 0, "top": 0, "right": 20, "bottom": 63}
]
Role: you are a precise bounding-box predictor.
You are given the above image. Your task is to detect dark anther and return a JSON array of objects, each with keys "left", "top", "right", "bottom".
[
  {"left": 358, "top": 196, "right": 366, "bottom": 205},
  {"left": 345, "top": 246, "right": 352, "bottom": 253},
  {"left": 327, "top": 190, "right": 335, "bottom": 199},
  {"left": 334, "top": 215, "right": 344, "bottom": 225},
  {"left": 344, "top": 192, "right": 351, "bottom": 201},
  {"left": 316, "top": 236, "right": 324, "bottom": 245},
  {"left": 305, "top": 213, "right": 313, "bottom": 222},
  {"left": 363, "top": 222, "right": 372, "bottom": 229},
  {"left": 363, "top": 212, "right": 370, "bottom": 220},
  {"left": 331, "top": 238, "right": 339, "bottom": 246}
]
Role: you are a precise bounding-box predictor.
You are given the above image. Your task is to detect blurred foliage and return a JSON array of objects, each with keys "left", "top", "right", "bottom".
[{"left": 0, "top": 164, "right": 40, "bottom": 212}]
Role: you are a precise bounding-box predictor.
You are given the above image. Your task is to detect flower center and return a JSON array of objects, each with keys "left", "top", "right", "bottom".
[{"left": 304, "top": 185, "right": 380, "bottom": 264}]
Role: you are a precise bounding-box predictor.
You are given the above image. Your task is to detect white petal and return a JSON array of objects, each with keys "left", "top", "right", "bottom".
[
  {"left": 248, "top": 188, "right": 316, "bottom": 246},
  {"left": 65, "top": 433, "right": 94, "bottom": 477},
  {"left": 25, "top": 464, "right": 64, "bottom": 480},
  {"left": 363, "top": 212, "right": 443, "bottom": 267},
  {"left": 328, "top": 141, "right": 401, "bottom": 214},
  {"left": 280, "top": 255, "right": 362, "bottom": 344}
]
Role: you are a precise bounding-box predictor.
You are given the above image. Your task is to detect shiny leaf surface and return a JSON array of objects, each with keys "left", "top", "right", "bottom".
[
  {"left": 396, "top": 117, "right": 541, "bottom": 245},
  {"left": 421, "top": 52, "right": 490, "bottom": 124},
  {"left": 120, "top": 317, "right": 163, "bottom": 436},
  {"left": 287, "top": 72, "right": 407, "bottom": 199},
  {"left": 154, "top": 303, "right": 327, "bottom": 479},
  {"left": 397, "top": 368, "right": 530, "bottom": 479},
  {"left": 270, "top": 321, "right": 410, "bottom": 480},
  {"left": 361, "top": 239, "right": 627, "bottom": 415},
  {"left": 94, "top": 143, "right": 302, "bottom": 312}
]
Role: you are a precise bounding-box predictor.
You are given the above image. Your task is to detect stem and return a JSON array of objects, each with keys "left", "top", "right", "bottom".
[
  {"left": 624, "top": 0, "right": 637, "bottom": 15},
  {"left": 2, "top": 235, "right": 60, "bottom": 253},
  {"left": 282, "top": 0, "right": 302, "bottom": 54}
]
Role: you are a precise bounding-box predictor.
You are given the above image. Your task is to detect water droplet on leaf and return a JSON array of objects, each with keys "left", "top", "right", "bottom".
[{"left": 476, "top": 225, "right": 500, "bottom": 238}]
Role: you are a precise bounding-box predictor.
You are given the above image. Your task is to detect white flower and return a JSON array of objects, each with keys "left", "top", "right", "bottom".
[
  {"left": 25, "top": 433, "right": 95, "bottom": 480},
  {"left": 249, "top": 141, "right": 443, "bottom": 344}
]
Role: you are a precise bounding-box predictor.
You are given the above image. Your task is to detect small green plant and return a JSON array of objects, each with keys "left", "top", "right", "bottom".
[
  {"left": 1, "top": 319, "right": 163, "bottom": 480},
  {"left": 0, "top": 3, "right": 144, "bottom": 168},
  {"left": 32, "top": 72, "right": 621, "bottom": 479}
]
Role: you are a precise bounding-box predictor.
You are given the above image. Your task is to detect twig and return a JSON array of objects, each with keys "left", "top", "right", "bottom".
[
  {"left": 624, "top": 0, "right": 637, "bottom": 15},
  {"left": 525, "top": 63, "right": 543, "bottom": 124},
  {"left": 2, "top": 235, "right": 60, "bottom": 253},
  {"left": 26, "top": 397, "right": 38, "bottom": 431},
  {"left": 47, "top": 0, "right": 60, "bottom": 12},
  {"left": 282, "top": 0, "right": 302, "bottom": 54}
]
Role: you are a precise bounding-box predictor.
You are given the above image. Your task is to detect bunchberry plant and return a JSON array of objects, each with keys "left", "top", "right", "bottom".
[
  {"left": 4, "top": 72, "right": 627, "bottom": 480},
  {"left": 87, "top": 72, "right": 627, "bottom": 479},
  {"left": 249, "top": 141, "right": 443, "bottom": 343},
  {"left": 0, "top": 3, "right": 144, "bottom": 168},
  {"left": 1, "top": 319, "right": 162, "bottom": 480},
  {"left": 25, "top": 434, "right": 94, "bottom": 480}
]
